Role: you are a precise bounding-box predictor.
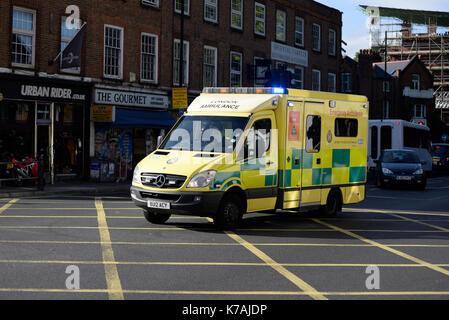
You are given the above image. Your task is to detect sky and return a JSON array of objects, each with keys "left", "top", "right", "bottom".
[{"left": 315, "top": 0, "right": 449, "bottom": 58}]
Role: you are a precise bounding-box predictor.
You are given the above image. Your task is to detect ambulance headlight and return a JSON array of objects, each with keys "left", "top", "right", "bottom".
[
  {"left": 187, "top": 170, "right": 217, "bottom": 188},
  {"left": 132, "top": 166, "right": 141, "bottom": 184}
]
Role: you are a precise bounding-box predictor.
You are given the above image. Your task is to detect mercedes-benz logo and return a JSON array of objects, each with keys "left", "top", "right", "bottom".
[{"left": 155, "top": 175, "right": 166, "bottom": 188}]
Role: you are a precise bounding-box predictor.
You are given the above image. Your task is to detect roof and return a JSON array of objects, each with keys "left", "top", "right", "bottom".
[
  {"left": 360, "top": 5, "right": 449, "bottom": 28},
  {"left": 373, "top": 59, "right": 413, "bottom": 78}
]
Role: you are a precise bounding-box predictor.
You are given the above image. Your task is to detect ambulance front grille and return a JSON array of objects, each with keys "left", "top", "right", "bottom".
[{"left": 140, "top": 173, "right": 187, "bottom": 189}]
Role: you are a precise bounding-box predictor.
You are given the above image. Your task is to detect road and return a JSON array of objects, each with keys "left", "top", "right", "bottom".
[{"left": 0, "top": 175, "right": 448, "bottom": 301}]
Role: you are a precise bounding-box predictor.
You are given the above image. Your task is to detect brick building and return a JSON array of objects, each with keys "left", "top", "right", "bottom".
[
  {"left": 341, "top": 51, "right": 435, "bottom": 133},
  {"left": 0, "top": 0, "right": 342, "bottom": 182}
]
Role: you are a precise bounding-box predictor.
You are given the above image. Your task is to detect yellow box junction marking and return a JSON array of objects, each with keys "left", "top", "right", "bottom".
[
  {"left": 311, "top": 218, "right": 449, "bottom": 278},
  {"left": 95, "top": 197, "right": 124, "bottom": 300},
  {"left": 0, "top": 199, "right": 19, "bottom": 214}
]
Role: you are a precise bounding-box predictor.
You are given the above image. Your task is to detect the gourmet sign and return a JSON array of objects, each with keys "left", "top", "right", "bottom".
[{"left": 94, "top": 89, "right": 169, "bottom": 109}]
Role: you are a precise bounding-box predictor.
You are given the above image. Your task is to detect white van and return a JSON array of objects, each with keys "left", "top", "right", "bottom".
[{"left": 368, "top": 120, "right": 432, "bottom": 172}]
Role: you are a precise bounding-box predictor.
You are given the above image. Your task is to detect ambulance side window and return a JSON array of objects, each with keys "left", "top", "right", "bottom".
[
  {"left": 306, "top": 115, "right": 321, "bottom": 153},
  {"left": 241, "top": 118, "right": 271, "bottom": 160}
]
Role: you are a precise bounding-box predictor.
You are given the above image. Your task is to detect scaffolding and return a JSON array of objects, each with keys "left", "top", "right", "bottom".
[{"left": 361, "top": 5, "right": 449, "bottom": 123}]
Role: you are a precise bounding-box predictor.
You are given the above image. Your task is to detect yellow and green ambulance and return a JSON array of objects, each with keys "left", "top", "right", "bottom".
[{"left": 131, "top": 87, "right": 369, "bottom": 228}]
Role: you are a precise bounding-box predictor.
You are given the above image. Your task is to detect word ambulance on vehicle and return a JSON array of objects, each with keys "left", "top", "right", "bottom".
[{"left": 131, "top": 87, "right": 369, "bottom": 228}]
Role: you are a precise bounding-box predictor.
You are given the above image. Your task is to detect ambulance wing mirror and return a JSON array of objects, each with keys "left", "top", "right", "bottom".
[{"left": 157, "top": 135, "right": 164, "bottom": 147}]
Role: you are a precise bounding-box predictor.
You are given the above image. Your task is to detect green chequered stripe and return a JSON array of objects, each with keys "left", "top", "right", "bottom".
[
  {"left": 280, "top": 148, "right": 366, "bottom": 188},
  {"left": 210, "top": 171, "right": 240, "bottom": 190}
]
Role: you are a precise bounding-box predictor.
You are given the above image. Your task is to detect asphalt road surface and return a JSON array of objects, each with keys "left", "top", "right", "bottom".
[{"left": 0, "top": 175, "right": 448, "bottom": 301}]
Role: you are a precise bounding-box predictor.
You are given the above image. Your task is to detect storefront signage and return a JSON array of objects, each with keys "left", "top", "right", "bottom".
[
  {"left": 94, "top": 89, "right": 169, "bottom": 109},
  {"left": 271, "top": 42, "right": 308, "bottom": 67},
  {"left": 92, "top": 106, "right": 115, "bottom": 122},
  {"left": 0, "top": 76, "right": 90, "bottom": 103},
  {"left": 172, "top": 87, "right": 188, "bottom": 109}
]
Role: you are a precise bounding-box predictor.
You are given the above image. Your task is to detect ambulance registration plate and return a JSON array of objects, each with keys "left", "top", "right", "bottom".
[{"left": 148, "top": 200, "right": 170, "bottom": 210}]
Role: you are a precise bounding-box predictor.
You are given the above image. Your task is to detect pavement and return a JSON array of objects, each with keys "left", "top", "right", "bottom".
[{"left": 0, "top": 181, "right": 131, "bottom": 198}]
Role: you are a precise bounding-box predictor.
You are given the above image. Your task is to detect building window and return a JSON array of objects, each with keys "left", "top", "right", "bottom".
[
  {"left": 173, "top": 39, "right": 189, "bottom": 86},
  {"left": 276, "top": 10, "right": 286, "bottom": 42},
  {"left": 289, "top": 67, "right": 304, "bottom": 89},
  {"left": 104, "top": 25, "right": 124, "bottom": 79},
  {"left": 341, "top": 73, "right": 351, "bottom": 93},
  {"left": 295, "top": 17, "right": 304, "bottom": 47},
  {"left": 384, "top": 101, "right": 390, "bottom": 119},
  {"left": 328, "top": 73, "right": 336, "bottom": 93},
  {"left": 312, "top": 23, "right": 321, "bottom": 51},
  {"left": 383, "top": 81, "right": 390, "bottom": 92},
  {"left": 203, "top": 46, "right": 217, "bottom": 87},
  {"left": 61, "top": 17, "right": 81, "bottom": 73},
  {"left": 204, "top": 0, "right": 218, "bottom": 23},
  {"left": 230, "top": 51, "right": 242, "bottom": 87},
  {"left": 412, "top": 74, "right": 420, "bottom": 90},
  {"left": 328, "top": 29, "right": 336, "bottom": 56},
  {"left": 312, "top": 69, "right": 321, "bottom": 91},
  {"left": 174, "top": 0, "right": 190, "bottom": 15},
  {"left": 141, "top": 33, "right": 158, "bottom": 83},
  {"left": 142, "top": 0, "right": 159, "bottom": 7},
  {"left": 231, "top": 0, "right": 243, "bottom": 30},
  {"left": 414, "top": 104, "right": 426, "bottom": 118},
  {"left": 254, "top": 3, "right": 265, "bottom": 36},
  {"left": 12, "top": 7, "right": 35, "bottom": 67}
]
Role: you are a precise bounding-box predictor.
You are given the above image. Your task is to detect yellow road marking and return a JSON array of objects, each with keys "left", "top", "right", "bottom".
[
  {"left": 0, "top": 239, "right": 449, "bottom": 249},
  {"left": 0, "top": 215, "right": 204, "bottom": 220},
  {"left": 215, "top": 225, "right": 326, "bottom": 300},
  {"left": 0, "top": 199, "right": 19, "bottom": 214},
  {"left": 345, "top": 208, "right": 449, "bottom": 217},
  {"left": 0, "top": 288, "right": 449, "bottom": 297},
  {"left": 95, "top": 197, "right": 123, "bottom": 300},
  {"left": 384, "top": 213, "right": 449, "bottom": 233},
  {"left": 1, "top": 259, "right": 449, "bottom": 268},
  {"left": 312, "top": 218, "right": 449, "bottom": 278}
]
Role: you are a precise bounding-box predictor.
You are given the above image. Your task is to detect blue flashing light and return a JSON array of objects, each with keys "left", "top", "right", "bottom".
[{"left": 272, "top": 87, "right": 285, "bottom": 94}]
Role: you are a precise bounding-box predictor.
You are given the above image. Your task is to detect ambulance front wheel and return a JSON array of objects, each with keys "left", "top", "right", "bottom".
[
  {"left": 143, "top": 210, "right": 171, "bottom": 224},
  {"left": 214, "top": 194, "right": 243, "bottom": 230},
  {"left": 322, "top": 190, "right": 342, "bottom": 216}
]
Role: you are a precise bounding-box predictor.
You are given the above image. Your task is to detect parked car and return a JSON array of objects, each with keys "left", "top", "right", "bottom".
[
  {"left": 431, "top": 143, "right": 449, "bottom": 171},
  {"left": 376, "top": 149, "right": 426, "bottom": 189}
]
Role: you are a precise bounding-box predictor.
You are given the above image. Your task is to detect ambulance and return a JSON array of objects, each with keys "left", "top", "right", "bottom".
[{"left": 131, "top": 87, "right": 369, "bottom": 229}]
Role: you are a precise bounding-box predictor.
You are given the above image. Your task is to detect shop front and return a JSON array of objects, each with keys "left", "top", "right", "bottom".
[
  {"left": 91, "top": 87, "right": 175, "bottom": 182},
  {"left": 0, "top": 73, "right": 92, "bottom": 184}
]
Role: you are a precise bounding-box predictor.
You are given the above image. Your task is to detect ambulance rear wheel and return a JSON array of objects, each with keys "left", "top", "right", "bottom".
[
  {"left": 143, "top": 210, "right": 171, "bottom": 224},
  {"left": 214, "top": 194, "right": 243, "bottom": 230},
  {"left": 321, "top": 190, "right": 341, "bottom": 216}
]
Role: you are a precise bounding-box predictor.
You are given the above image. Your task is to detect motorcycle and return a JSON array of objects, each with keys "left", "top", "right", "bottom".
[{"left": 6, "top": 155, "right": 39, "bottom": 186}]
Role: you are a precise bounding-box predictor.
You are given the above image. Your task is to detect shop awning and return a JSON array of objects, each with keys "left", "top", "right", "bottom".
[{"left": 99, "top": 108, "right": 176, "bottom": 129}]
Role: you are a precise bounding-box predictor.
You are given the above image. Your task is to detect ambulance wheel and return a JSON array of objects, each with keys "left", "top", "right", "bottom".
[
  {"left": 214, "top": 194, "right": 243, "bottom": 230},
  {"left": 321, "top": 190, "right": 341, "bottom": 216},
  {"left": 143, "top": 210, "right": 171, "bottom": 224}
]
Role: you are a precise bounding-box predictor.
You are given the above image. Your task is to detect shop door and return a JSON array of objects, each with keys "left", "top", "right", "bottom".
[{"left": 35, "top": 103, "right": 54, "bottom": 184}]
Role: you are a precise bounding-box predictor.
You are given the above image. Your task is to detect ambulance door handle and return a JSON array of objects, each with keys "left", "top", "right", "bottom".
[
  {"left": 266, "top": 161, "right": 274, "bottom": 166},
  {"left": 316, "top": 158, "right": 321, "bottom": 165}
]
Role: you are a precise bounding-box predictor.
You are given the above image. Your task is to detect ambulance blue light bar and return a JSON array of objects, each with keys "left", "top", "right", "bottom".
[{"left": 203, "top": 87, "right": 287, "bottom": 94}]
